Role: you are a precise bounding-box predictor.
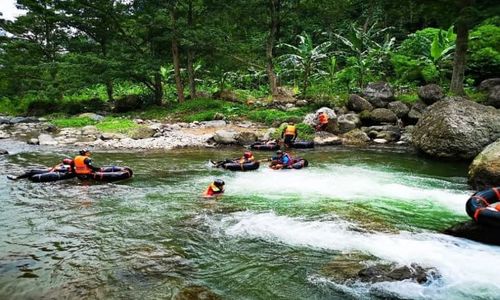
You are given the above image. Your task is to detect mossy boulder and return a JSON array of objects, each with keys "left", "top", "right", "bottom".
[
  {"left": 468, "top": 139, "right": 500, "bottom": 190},
  {"left": 128, "top": 126, "right": 155, "bottom": 139},
  {"left": 412, "top": 97, "right": 500, "bottom": 160}
]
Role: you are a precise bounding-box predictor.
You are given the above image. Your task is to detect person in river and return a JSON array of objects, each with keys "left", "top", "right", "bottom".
[
  {"left": 316, "top": 111, "right": 329, "bottom": 132},
  {"left": 237, "top": 151, "right": 255, "bottom": 164},
  {"left": 7, "top": 158, "right": 74, "bottom": 180},
  {"left": 270, "top": 150, "right": 292, "bottom": 170},
  {"left": 281, "top": 121, "right": 297, "bottom": 148},
  {"left": 203, "top": 179, "right": 225, "bottom": 198},
  {"left": 73, "top": 149, "right": 100, "bottom": 179}
]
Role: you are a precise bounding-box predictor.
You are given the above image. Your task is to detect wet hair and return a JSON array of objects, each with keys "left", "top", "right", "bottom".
[{"left": 214, "top": 179, "right": 225, "bottom": 187}]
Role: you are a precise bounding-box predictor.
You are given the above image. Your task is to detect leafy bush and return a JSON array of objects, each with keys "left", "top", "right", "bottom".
[
  {"left": 50, "top": 117, "right": 96, "bottom": 127},
  {"left": 247, "top": 108, "right": 308, "bottom": 126},
  {"left": 96, "top": 117, "right": 139, "bottom": 134},
  {"left": 468, "top": 24, "right": 500, "bottom": 81}
]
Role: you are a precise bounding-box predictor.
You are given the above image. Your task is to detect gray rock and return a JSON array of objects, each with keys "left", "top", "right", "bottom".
[
  {"left": 363, "top": 82, "right": 394, "bottom": 108},
  {"left": 485, "top": 85, "right": 500, "bottom": 108},
  {"left": 314, "top": 131, "right": 342, "bottom": 146},
  {"left": 236, "top": 131, "right": 258, "bottom": 145},
  {"left": 0, "top": 149, "right": 8, "bottom": 155},
  {"left": 200, "top": 120, "right": 227, "bottom": 128},
  {"left": 214, "top": 130, "right": 238, "bottom": 144},
  {"left": 373, "top": 138, "right": 388, "bottom": 144},
  {"left": 406, "top": 101, "right": 428, "bottom": 125},
  {"left": 28, "top": 138, "right": 39, "bottom": 145},
  {"left": 100, "top": 132, "right": 127, "bottom": 140},
  {"left": 479, "top": 78, "right": 500, "bottom": 91},
  {"left": 347, "top": 94, "right": 373, "bottom": 112},
  {"left": 444, "top": 221, "right": 500, "bottom": 246},
  {"left": 10, "top": 117, "right": 39, "bottom": 124},
  {"left": 78, "top": 113, "right": 104, "bottom": 121},
  {"left": 468, "top": 139, "right": 500, "bottom": 190},
  {"left": 360, "top": 108, "right": 398, "bottom": 125},
  {"left": 0, "top": 130, "right": 10, "bottom": 139},
  {"left": 358, "top": 263, "right": 437, "bottom": 284},
  {"left": 38, "top": 133, "right": 58, "bottom": 145},
  {"left": 81, "top": 125, "right": 100, "bottom": 136},
  {"left": 412, "top": 97, "right": 500, "bottom": 160},
  {"left": 417, "top": 84, "right": 444, "bottom": 105},
  {"left": 387, "top": 101, "right": 409, "bottom": 118},
  {"left": 337, "top": 113, "right": 361, "bottom": 133},
  {"left": 129, "top": 126, "right": 156, "bottom": 139},
  {"left": 262, "top": 128, "right": 276, "bottom": 141},
  {"left": 0, "top": 116, "right": 11, "bottom": 124},
  {"left": 342, "top": 129, "right": 370, "bottom": 145},
  {"left": 296, "top": 100, "right": 308, "bottom": 106}
]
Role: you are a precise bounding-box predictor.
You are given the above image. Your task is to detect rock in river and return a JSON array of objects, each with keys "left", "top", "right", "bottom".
[
  {"left": 468, "top": 139, "right": 500, "bottom": 190},
  {"left": 0, "top": 149, "right": 8, "bottom": 155},
  {"left": 412, "top": 97, "right": 500, "bottom": 160},
  {"left": 444, "top": 221, "right": 500, "bottom": 246}
]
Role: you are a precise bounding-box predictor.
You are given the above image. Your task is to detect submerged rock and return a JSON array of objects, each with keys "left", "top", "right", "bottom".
[
  {"left": 412, "top": 97, "right": 500, "bottom": 160},
  {"left": 444, "top": 221, "right": 500, "bottom": 246},
  {"left": 468, "top": 139, "right": 500, "bottom": 190},
  {"left": 357, "top": 263, "right": 436, "bottom": 284},
  {"left": 0, "top": 149, "right": 8, "bottom": 155},
  {"left": 174, "top": 285, "right": 221, "bottom": 300}
]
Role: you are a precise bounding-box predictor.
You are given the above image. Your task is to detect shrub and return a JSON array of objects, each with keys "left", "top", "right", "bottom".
[{"left": 468, "top": 24, "right": 500, "bottom": 81}]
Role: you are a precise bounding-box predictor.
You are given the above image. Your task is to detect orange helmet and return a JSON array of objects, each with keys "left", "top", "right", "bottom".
[
  {"left": 62, "top": 158, "right": 73, "bottom": 165},
  {"left": 244, "top": 151, "right": 253, "bottom": 158}
]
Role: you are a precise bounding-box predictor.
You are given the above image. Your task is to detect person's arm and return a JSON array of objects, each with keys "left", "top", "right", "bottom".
[
  {"left": 84, "top": 158, "right": 100, "bottom": 172},
  {"left": 281, "top": 128, "right": 285, "bottom": 138}
]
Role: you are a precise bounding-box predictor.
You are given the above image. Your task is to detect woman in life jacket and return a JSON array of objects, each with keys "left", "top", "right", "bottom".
[
  {"left": 7, "top": 158, "right": 74, "bottom": 180},
  {"left": 281, "top": 122, "right": 298, "bottom": 147},
  {"left": 73, "top": 149, "right": 100, "bottom": 179},
  {"left": 203, "top": 179, "right": 225, "bottom": 197},
  {"left": 238, "top": 151, "right": 255, "bottom": 164}
]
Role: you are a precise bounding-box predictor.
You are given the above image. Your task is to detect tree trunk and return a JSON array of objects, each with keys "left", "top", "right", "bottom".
[
  {"left": 153, "top": 72, "right": 163, "bottom": 105},
  {"left": 266, "top": 0, "right": 279, "bottom": 96},
  {"left": 450, "top": 11, "right": 469, "bottom": 95},
  {"left": 187, "top": 0, "right": 196, "bottom": 99},
  {"left": 171, "top": 9, "right": 185, "bottom": 103},
  {"left": 106, "top": 80, "right": 114, "bottom": 102}
]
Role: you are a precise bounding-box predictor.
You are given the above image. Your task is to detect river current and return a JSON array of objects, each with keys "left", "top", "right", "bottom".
[{"left": 1, "top": 141, "right": 498, "bottom": 299}]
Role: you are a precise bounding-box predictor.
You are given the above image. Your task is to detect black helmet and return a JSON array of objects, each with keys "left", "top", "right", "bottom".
[
  {"left": 79, "top": 148, "right": 90, "bottom": 155},
  {"left": 214, "top": 179, "right": 225, "bottom": 187},
  {"left": 276, "top": 150, "right": 283, "bottom": 155}
]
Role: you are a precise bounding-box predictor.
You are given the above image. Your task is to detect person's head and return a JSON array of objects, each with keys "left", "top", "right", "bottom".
[
  {"left": 244, "top": 151, "right": 253, "bottom": 158},
  {"left": 62, "top": 158, "right": 73, "bottom": 165},
  {"left": 79, "top": 148, "right": 91, "bottom": 156},
  {"left": 214, "top": 179, "right": 225, "bottom": 188},
  {"left": 276, "top": 150, "right": 283, "bottom": 157},
  {"left": 288, "top": 121, "right": 295, "bottom": 126}
]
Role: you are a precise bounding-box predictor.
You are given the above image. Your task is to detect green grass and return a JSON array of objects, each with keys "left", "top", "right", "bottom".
[
  {"left": 96, "top": 117, "right": 139, "bottom": 134},
  {"left": 271, "top": 122, "right": 315, "bottom": 141},
  {"left": 49, "top": 117, "right": 97, "bottom": 127},
  {"left": 247, "top": 107, "right": 310, "bottom": 125},
  {"left": 396, "top": 93, "right": 420, "bottom": 104}
]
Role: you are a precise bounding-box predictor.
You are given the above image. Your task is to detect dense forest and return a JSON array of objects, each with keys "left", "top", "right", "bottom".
[{"left": 0, "top": 0, "right": 499, "bottom": 116}]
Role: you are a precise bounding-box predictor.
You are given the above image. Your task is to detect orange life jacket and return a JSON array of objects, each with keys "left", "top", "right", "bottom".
[
  {"left": 284, "top": 125, "right": 296, "bottom": 136},
  {"left": 238, "top": 155, "right": 255, "bottom": 164},
  {"left": 74, "top": 155, "right": 92, "bottom": 175},
  {"left": 319, "top": 113, "right": 329, "bottom": 124},
  {"left": 203, "top": 183, "right": 223, "bottom": 197}
]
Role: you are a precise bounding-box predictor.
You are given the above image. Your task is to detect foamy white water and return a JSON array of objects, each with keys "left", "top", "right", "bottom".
[
  {"left": 210, "top": 211, "right": 500, "bottom": 299},
  {"left": 223, "top": 165, "right": 470, "bottom": 214}
]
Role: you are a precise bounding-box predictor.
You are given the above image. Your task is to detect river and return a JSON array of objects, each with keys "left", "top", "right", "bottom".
[{"left": 1, "top": 141, "right": 498, "bottom": 299}]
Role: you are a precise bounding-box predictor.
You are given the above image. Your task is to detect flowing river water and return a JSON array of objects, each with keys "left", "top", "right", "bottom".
[{"left": 1, "top": 141, "right": 499, "bottom": 299}]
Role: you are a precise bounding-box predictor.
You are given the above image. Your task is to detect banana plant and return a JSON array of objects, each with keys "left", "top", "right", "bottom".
[
  {"left": 279, "top": 32, "right": 331, "bottom": 95},
  {"left": 430, "top": 26, "right": 455, "bottom": 62}
]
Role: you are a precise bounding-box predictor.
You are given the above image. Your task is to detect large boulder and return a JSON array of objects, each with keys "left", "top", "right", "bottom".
[
  {"left": 417, "top": 84, "right": 444, "bottom": 105},
  {"left": 479, "top": 78, "right": 500, "bottom": 91},
  {"left": 360, "top": 108, "right": 398, "bottom": 126},
  {"left": 387, "top": 101, "right": 409, "bottom": 118},
  {"left": 342, "top": 129, "right": 370, "bottom": 145},
  {"left": 444, "top": 221, "right": 500, "bottom": 246},
  {"left": 468, "top": 139, "right": 500, "bottom": 190},
  {"left": 129, "top": 126, "right": 156, "bottom": 139},
  {"left": 0, "top": 130, "right": 10, "bottom": 139},
  {"left": 337, "top": 113, "right": 361, "bottom": 133},
  {"left": 405, "top": 101, "right": 428, "bottom": 125},
  {"left": 0, "top": 149, "right": 8, "bottom": 155},
  {"left": 346, "top": 94, "right": 373, "bottom": 112},
  {"left": 412, "top": 97, "right": 500, "bottom": 160},
  {"left": 363, "top": 82, "right": 394, "bottom": 108},
  {"left": 236, "top": 131, "right": 258, "bottom": 145},
  {"left": 213, "top": 130, "right": 238, "bottom": 144},
  {"left": 314, "top": 131, "right": 342, "bottom": 146},
  {"left": 38, "top": 133, "right": 58, "bottom": 146},
  {"left": 303, "top": 107, "right": 337, "bottom": 132},
  {"left": 485, "top": 85, "right": 500, "bottom": 108}
]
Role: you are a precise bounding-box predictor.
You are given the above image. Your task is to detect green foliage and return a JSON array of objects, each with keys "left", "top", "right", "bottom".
[
  {"left": 396, "top": 93, "right": 420, "bottom": 104},
  {"left": 96, "top": 118, "right": 139, "bottom": 134},
  {"left": 247, "top": 108, "right": 309, "bottom": 126},
  {"left": 49, "top": 117, "right": 96, "bottom": 128},
  {"left": 468, "top": 23, "right": 500, "bottom": 80},
  {"left": 430, "top": 26, "right": 456, "bottom": 62},
  {"left": 271, "top": 122, "right": 315, "bottom": 141}
]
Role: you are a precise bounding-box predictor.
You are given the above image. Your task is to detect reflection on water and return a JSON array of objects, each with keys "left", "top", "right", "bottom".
[{"left": 1, "top": 144, "right": 495, "bottom": 300}]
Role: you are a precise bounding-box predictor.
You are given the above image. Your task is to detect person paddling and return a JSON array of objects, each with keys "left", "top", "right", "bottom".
[
  {"left": 74, "top": 149, "right": 100, "bottom": 179},
  {"left": 7, "top": 158, "right": 74, "bottom": 180},
  {"left": 270, "top": 150, "right": 292, "bottom": 170},
  {"left": 203, "top": 179, "right": 225, "bottom": 198}
]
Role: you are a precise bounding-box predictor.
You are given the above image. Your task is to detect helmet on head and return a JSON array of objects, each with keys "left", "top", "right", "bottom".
[
  {"left": 62, "top": 158, "right": 73, "bottom": 165},
  {"left": 288, "top": 121, "right": 295, "bottom": 125},
  {"left": 244, "top": 151, "right": 253, "bottom": 158},
  {"left": 276, "top": 150, "right": 283, "bottom": 156},
  {"left": 214, "top": 179, "right": 225, "bottom": 188},
  {"left": 79, "top": 148, "right": 90, "bottom": 155}
]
